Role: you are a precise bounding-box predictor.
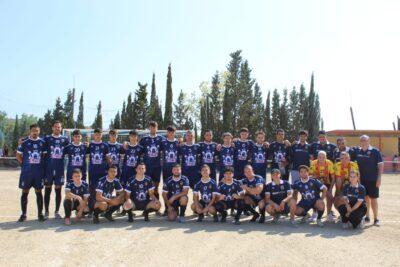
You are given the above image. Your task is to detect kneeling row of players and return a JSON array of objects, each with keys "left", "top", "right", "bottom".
[{"left": 64, "top": 163, "right": 367, "bottom": 230}]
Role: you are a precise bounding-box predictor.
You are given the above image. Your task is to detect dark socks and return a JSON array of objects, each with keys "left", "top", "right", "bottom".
[
  {"left": 64, "top": 199, "right": 72, "bottom": 218},
  {"left": 44, "top": 187, "right": 51, "bottom": 212},
  {"left": 245, "top": 204, "right": 258, "bottom": 215},
  {"left": 107, "top": 205, "right": 121, "bottom": 215},
  {"left": 317, "top": 210, "right": 324, "bottom": 220},
  {"left": 35, "top": 191, "right": 43, "bottom": 215},
  {"left": 179, "top": 205, "right": 187, "bottom": 217},
  {"left": 21, "top": 192, "right": 28, "bottom": 215},
  {"left": 55, "top": 188, "right": 62, "bottom": 212}
]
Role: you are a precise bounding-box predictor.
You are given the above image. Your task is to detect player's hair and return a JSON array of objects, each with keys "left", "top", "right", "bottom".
[
  {"left": 298, "top": 130, "right": 308, "bottom": 136},
  {"left": 224, "top": 167, "right": 234, "bottom": 174},
  {"left": 201, "top": 164, "right": 210, "bottom": 171},
  {"left": 271, "top": 168, "right": 281, "bottom": 174},
  {"left": 244, "top": 164, "right": 253, "bottom": 171},
  {"left": 340, "top": 151, "right": 350, "bottom": 158},
  {"left": 109, "top": 164, "right": 118, "bottom": 170},
  {"left": 255, "top": 130, "right": 265, "bottom": 136},
  {"left": 129, "top": 130, "right": 138, "bottom": 136},
  {"left": 109, "top": 129, "right": 118, "bottom": 135},
  {"left": 136, "top": 162, "right": 146, "bottom": 168},
  {"left": 204, "top": 129, "right": 213, "bottom": 135},
  {"left": 29, "top": 123, "right": 39, "bottom": 130},
  {"left": 52, "top": 120, "right": 62, "bottom": 126},
  {"left": 166, "top": 126, "right": 176, "bottom": 132},
  {"left": 240, "top": 127, "right": 249, "bottom": 133},
  {"left": 72, "top": 168, "right": 82, "bottom": 175},
  {"left": 360, "top": 134, "right": 370, "bottom": 141},
  {"left": 222, "top": 132, "right": 233, "bottom": 138},
  {"left": 318, "top": 130, "right": 327, "bottom": 136},
  {"left": 318, "top": 150, "right": 327, "bottom": 157},
  {"left": 276, "top": 129, "right": 285, "bottom": 134},
  {"left": 172, "top": 163, "right": 181, "bottom": 168},
  {"left": 336, "top": 137, "right": 345, "bottom": 143},
  {"left": 298, "top": 165, "right": 309, "bottom": 172},
  {"left": 93, "top": 128, "right": 102, "bottom": 134},
  {"left": 72, "top": 129, "right": 81, "bottom": 136},
  {"left": 149, "top": 121, "right": 158, "bottom": 128},
  {"left": 186, "top": 129, "right": 194, "bottom": 135}
]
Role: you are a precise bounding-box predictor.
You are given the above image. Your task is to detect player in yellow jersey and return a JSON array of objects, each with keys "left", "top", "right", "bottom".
[{"left": 334, "top": 151, "right": 359, "bottom": 208}]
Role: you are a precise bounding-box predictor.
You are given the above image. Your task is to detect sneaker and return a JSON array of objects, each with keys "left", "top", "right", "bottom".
[
  {"left": 38, "top": 214, "right": 46, "bottom": 222},
  {"left": 18, "top": 215, "right": 27, "bottom": 222},
  {"left": 178, "top": 216, "right": 186, "bottom": 223},
  {"left": 128, "top": 212, "right": 134, "bottom": 222},
  {"left": 358, "top": 218, "right": 365, "bottom": 229},
  {"left": 272, "top": 214, "right": 281, "bottom": 223},
  {"left": 300, "top": 216, "right": 308, "bottom": 224},
  {"left": 327, "top": 212, "right": 335, "bottom": 223},
  {"left": 144, "top": 211, "right": 150, "bottom": 222},
  {"left": 65, "top": 218, "right": 71, "bottom": 226},
  {"left": 373, "top": 219, "right": 380, "bottom": 226},
  {"left": 155, "top": 211, "right": 162, "bottom": 217},
  {"left": 258, "top": 215, "right": 265, "bottom": 224},
  {"left": 309, "top": 210, "right": 317, "bottom": 222},
  {"left": 365, "top": 216, "right": 370, "bottom": 223},
  {"left": 104, "top": 212, "right": 114, "bottom": 222},
  {"left": 243, "top": 210, "right": 251, "bottom": 216},
  {"left": 316, "top": 219, "right": 324, "bottom": 227},
  {"left": 197, "top": 214, "right": 204, "bottom": 222},
  {"left": 119, "top": 210, "right": 127, "bottom": 217},
  {"left": 162, "top": 210, "right": 168, "bottom": 217},
  {"left": 341, "top": 222, "right": 349, "bottom": 229},
  {"left": 213, "top": 214, "right": 219, "bottom": 222},
  {"left": 290, "top": 219, "right": 298, "bottom": 227},
  {"left": 221, "top": 213, "right": 227, "bottom": 223},
  {"left": 55, "top": 211, "right": 62, "bottom": 219},
  {"left": 250, "top": 213, "right": 260, "bottom": 223},
  {"left": 230, "top": 209, "right": 236, "bottom": 217},
  {"left": 93, "top": 214, "right": 100, "bottom": 224},
  {"left": 44, "top": 211, "right": 49, "bottom": 220},
  {"left": 233, "top": 218, "right": 241, "bottom": 225}
]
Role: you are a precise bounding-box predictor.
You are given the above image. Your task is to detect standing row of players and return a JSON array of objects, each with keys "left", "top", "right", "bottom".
[{"left": 16, "top": 120, "right": 383, "bottom": 227}]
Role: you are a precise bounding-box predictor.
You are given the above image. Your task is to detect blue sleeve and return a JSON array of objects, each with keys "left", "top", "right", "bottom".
[
  {"left": 17, "top": 142, "right": 24, "bottom": 154},
  {"left": 162, "top": 181, "right": 168, "bottom": 192},
  {"left": 343, "top": 185, "right": 349, "bottom": 197},
  {"left": 292, "top": 182, "right": 299, "bottom": 191},
  {"left": 358, "top": 186, "right": 366, "bottom": 200},
  {"left": 286, "top": 182, "right": 293, "bottom": 192},
  {"left": 65, "top": 182, "right": 72, "bottom": 191},
  {"left": 193, "top": 183, "right": 199, "bottom": 193},
  {"left": 115, "top": 180, "right": 123, "bottom": 191},
  {"left": 313, "top": 179, "right": 325, "bottom": 190},
  {"left": 148, "top": 179, "right": 155, "bottom": 189},
  {"left": 375, "top": 149, "right": 383, "bottom": 164},
  {"left": 83, "top": 185, "right": 90, "bottom": 196},
  {"left": 213, "top": 182, "right": 219, "bottom": 194},
  {"left": 264, "top": 183, "right": 271, "bottom": 194},
  {"left": 183, "top": 177, "right": 190, "bottom": 187}
]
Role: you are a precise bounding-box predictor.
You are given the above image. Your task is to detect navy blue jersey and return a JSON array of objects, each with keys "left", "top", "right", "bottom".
[
  {"left": 180, "top": 144, "right": 200, "bottom": 168},
  {"left": 241, "top": 175, "right": 265, "bottom": 200},
  {"left": 250, "top": 143, "right": 268, "bottom": 167},
  {"left": 290, "top": 142, "right": 311, "bottom": 170},
  {"left": 107, "top": 142, "right": 124, "bottom": 166},
  {"left": 218, "top": 180, "right": 244, "bottom": 201},
  {"left": 162, "top": 175, "right": 190, "bottom": 198},
  {"left": 310, "top": 142, "right": 337, "bottom": 162},
  {"left": 87, "top": 142, "right": 109, "bottom": 168},
  {"left": 125, "top": 176, "right": 155, "bottom": 202},
  {"left": 234, "top": 140, "right": 252, "bottom": 164},
  {"left": 17, "top": 138, "right": 46, "bottom": 171},
  {"left": 193, "top": 179, "right": 219, "bottom": 203},
  {"left": 198, "top": 141, "right": 217, "bottom": 165},
  {"left": 96, "top": 176, "right": 123, "bottom": 198},
  {"left": 343, "top": 183, "right": 366, "bottom": 206},
  {"left": 268, "top": 141, "right": 290, "bottom": 167},
  {"left": 352, "top": 146, "right": 383, "bottom": 182},
  {"left": 123, "top": 144, "right": 143, "bottom": 169},
  {"left": 43, "top": 135, "right": 70, "bottom": 169},
  {"left": 161, "top": 139, "right": 180, "bottom": 166},
  {"left": 265, "top": 180, "right": 292, "bottom": 204},
  {"left": 219, "top": 145, "right": 235, "bottom": 169},
  {"left": 139, "top": 135, "right": 165, "bottom": 167},
  {"left": 65, "top": 181, "right": 90, "bottom": 198},
  {"left": 292, "top": 178, "right": 325, "bottom": 201},
  {"left": 65, "top": 143, "right": 87, "bottom": 169}
]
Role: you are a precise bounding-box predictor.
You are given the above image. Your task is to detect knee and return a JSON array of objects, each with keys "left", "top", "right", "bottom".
[
  {"left": 266, "top": 205, "right": 274, "bottom": 214},
  {"left": 123, "top": 199, "right": 133, "bottom": 210},
  {"left": 179, "top": 196, "right": 188, "bottom": 206},
  {"left": 316, "top": 200, "right": 325, "bottom": 210}
]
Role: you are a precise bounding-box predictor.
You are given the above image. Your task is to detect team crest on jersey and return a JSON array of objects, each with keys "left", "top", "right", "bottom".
[
  {"left": 148, "top": 145, "right": 159, "bottom": 157},
  {"left": 255, "top": 152, "right": 265, "bottom": 163},
  {"left": 281, "top": 185, "right": 284, "bottom": 190},
  {"left": 185, "top": 155, "right": 196, "bottom": 166},
  {"left": 127, "top": 156, "right": 137, "bottom": 167},
  {"left": 238, "top": 148, "right": 247, "bottom": 160},
  {"left": 203, "top": 151, "right": 213, "bottom": 163},
  {"left": 28, "top": 151, "right": 41, "bottom": 164}
]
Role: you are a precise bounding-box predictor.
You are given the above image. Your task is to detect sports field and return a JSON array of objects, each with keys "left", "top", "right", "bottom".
[{"left": 0, "top": 169, "right": 399, "bottom": 266}]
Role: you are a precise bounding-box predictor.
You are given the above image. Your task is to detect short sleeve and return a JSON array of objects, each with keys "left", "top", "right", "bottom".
[
  {"left": 162, "top": 182, "right": 168, "bottom": 192},
  {"left": 264, "top": 184, "right": 271, "bottom": 195},
  {"left": 375, "top": 149, "right": 383, "bottom": 164},
  {"left": 358, "top": 186, "right": 366, "bottom": 201},
  {"left": 17, "top": 142, "right": 24, "bottom": 154},
  {"left": 115, "top": 180, "right": 123, "bottom": 192},
  {"left": 183, "top": 178, "right": 190, "bottom": 188}
]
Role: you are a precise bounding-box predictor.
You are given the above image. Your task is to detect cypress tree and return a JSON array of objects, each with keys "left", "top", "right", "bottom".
[
  {"left": 64, "top": 88, "right": 75, "bottom": 128},
  {"left": 135, "top": 82, "right": 149, "bottom": 129},
  {"left": 52, "top": 97, "right": 65, "bottom": 124},
  {"left": 12, "top": 115, "right": 19, "bottom": 150},
  {"left": 92, "top": 101, "right": 103, "bottom": 129},
  {"left": 164, "top": 63, "right": 173, "bottom": 128},
  {"left": 251, "top": 83, "right": 264, "bottom": 134},
  {"left": 76, "top": 92, "right": 84, "bottom": 128},
  {"left": 264, "top": 91, "right": 272, "bottom": 140},
  {"left": 271, "top": 89, "right": 281, "bottom": 134}
]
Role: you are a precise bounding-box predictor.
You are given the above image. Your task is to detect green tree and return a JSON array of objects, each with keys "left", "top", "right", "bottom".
[
  {"left": 271, "top": 89, "right": 281, "bottom": 134},
  {"left": 135, "top": 82, "right": 149, "bottom": 129},
  {"left": 92, "top": 101, "right": 103, "bottom": 129},
  {"left": 174, "top": 90, "right": 192, "bottom": 129},
  {"left": 148, "top": 73, "right": 163, "bottom": 124},
  {"left": 237, "top": 60, "right": 255, "bottom": 134},
  {"left": 251, "top": 82, "right": 264, "bottom": 134},
  {"left": 76, "top": 92, "right": 84, "bottom": 128},
  {"left": 288, "top": 87, "right": 300, "bottom": 140},
  {"left": 64, "top": 88, "right": 75, "bottom": 128},
  {"left": 279, "top": 88, "right": 289, "bottom": 132},
  {"left": 164, "top": 63, "right": 173, "bottom": 128},
  {"left": 52, "top": 97, "right": 65, "bottom": 124},
  {"left": 208, "top": 72, "right": 223, "bottom": 140},
  {"left": 263, "top": 91, "right": 272, "bottom": 140},
  {"left": 12, "top": 115, "right": 19, "bottom": 150}
]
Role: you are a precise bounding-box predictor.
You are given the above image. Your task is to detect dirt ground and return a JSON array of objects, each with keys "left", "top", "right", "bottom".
[{"left": 0, "top": 170, "right": 399, "bottom": 266}]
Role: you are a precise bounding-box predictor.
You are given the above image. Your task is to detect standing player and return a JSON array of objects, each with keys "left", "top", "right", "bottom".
[
  {"left": 43, "top": 121, "right": 70, "bottom": 219},
  {"left": 63, "top": 169, "right": 89, "bottom": 225},
  {"left": 93, "top": 165, "right": 125, "bottom": 223},
  {"left": 233, "top": 128, "right": 252, "bottom": 181},
  {"left": 241, "top": 165, "right": 266, "bottom": 223},
  {"left": 310, "top": 130, "right": 337, "bottom": 162},
  {"left": 351, "top": 135, "right": 383, "bottom": 226},
  {"left": 217, "top": 132, "right": 235, "bottom": 182},
  {"left": 333, "top": 137, "right": 352, "bottom": 163},
  {"left": 121, "top": 130, "right": 143, "bottom": 186},
  {"left": 290, "top": 165, "right": 327, "bottom": 227},
  {"left": 16, "top": 124, "right": 46, "bottom": 222},
  {"left": 86, "top": 129, "right": 110, "bottom": 213},
  {"left": 123, "top": 163, "right": 161, "bottom": 222},
  {"left": 215, "top": 167, "right": 245, "bottom": 224},
  {"left": 162, "top": 164, "right": 190, "bottom": 223},
  {"left": 191, "top": 165, "right": 219, "bottom": 222},
  {"left": 65, "top": 129, "right": 87, "bottom": 182},
  {"left": 179, "top": 130, "right": 200, "bottom": 188},
  {"left": 198, "top": 130, "right": 218, "bottom": 180},
  {"left": 265, "top": 169, "right": 295, "bottom": 223},
  {"left": 161, "top": 126, "right": 180, "bottom": 183},
  {"left": 268, "top": 129, "right": 291, "bottom": 181},
  {"left": 139, "top": 121, "right": 165, "bottom": 200},
  {"left": 250, "top": 131, "right": 268, "bottom": 179},
  {"left": 289, "top": 130, "right": 311, "bottom": 184},
  {"left": 309, "top": 151, "right": 335, "bottom": 222},
  {"left": 107, "top": 130, "right": 124, "bottom": 177}
]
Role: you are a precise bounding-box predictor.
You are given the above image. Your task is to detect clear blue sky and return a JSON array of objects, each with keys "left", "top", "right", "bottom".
[{"left": 1, "top": 0, "right": 399, "bottom": 130}]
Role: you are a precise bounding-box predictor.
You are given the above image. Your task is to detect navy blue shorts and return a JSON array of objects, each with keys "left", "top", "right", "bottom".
[
  {"left": 44, "top": 166, "right": 65, "bottom": 186},
  {"left": 19, "top": 172, "right": 44, "bottom": 190},
  {"left": 268, "top": 201, "right": 290, "bottom": 214},
  {"left": 145, "top": 165, "right": 162, "bottom": 184},
  {"left": 298, "top": 198, "right": 318, "bottom": 215},
  {"left": 121, "top": 166, "right": 136, "bottom": 186},
  {"left": 133, "top": 199, "right": 150, "bottom": 211},
  {"left": 361, "top": 180, "right": 379, "bottom": 198},
  {"left": 246, "top": 194, "right": 263, "bottom": 206}
]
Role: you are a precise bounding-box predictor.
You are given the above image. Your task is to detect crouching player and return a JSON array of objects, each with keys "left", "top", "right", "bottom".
[
  {"left": 191, "top": 165, "right": 219, "bottom": 222},
  {"left": 123, "top": 163, "right": 161, "bottom": 222},
  {"left": 336, "top": 170, "right": 367, "bottom": 229},
  {"left": 241, "top": 165, "right": 266, "bottom": 223},
  {"left": 290, "top": 165, "right": 327, "bottom": 227},
  {"left": 93, "top": 165, "right": 125, "bottom": 223},
  {"left": 63, "top": 169, "right": 89, "bottom": 225},
  {"left": 215, "top": 167, "right": 245, "bottom": 225},
  {"left": 162, "top": 164, "right": 190, "bottom": 223},
  {"left": 265, "top": 169, "right": 295, "bottom": 223}
]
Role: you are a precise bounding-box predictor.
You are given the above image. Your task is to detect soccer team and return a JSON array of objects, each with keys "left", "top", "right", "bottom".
[{"left": 16, "top": 120, "right": 384, "bottom": 229}]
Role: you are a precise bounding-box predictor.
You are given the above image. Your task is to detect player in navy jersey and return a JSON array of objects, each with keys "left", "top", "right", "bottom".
[
  {"left": 123, "top": 163, "right": 161, "bottom": 222},
  {"left": 336, "top": 170, "right": 367, "bottom": 229},
  {"left": 161, "top": 126, "right": 180, "bottom": 183},
  {"left": 198, "top": 129, "right": 218, "bottom": 180},
  {"left": 215, "top": 167, "right": 245, "bottom": 224},
  {"left": 16, "top": 124, "right": 46, "bottom": 222},
  {"left": 289, "top": 130, "right": 311, "bottom": 184},
  {"left": 121, "top": 130, "right": 143, "bottom": 186},
  {"left": 65, "top": 130, "right": 87, "bottom": 182},
  {"left": 233, "top": 128, "right": 252, "bottom": 180},
  {"left": 107, "top": 129, "right": 124, "bottom": 177},
  {"left": 179, "top": 130, "right": 200, "bottom": 188},
  {"left": 333, "top": 137, "right": 352, "bottom": 163},
  {"left": 191, "top": 165, "right": 219, "bottom": 222},
  {"left": 289, "top": 165, "right": 327, "bottom": 227},
  {"left": 265, "top": 169, "right": 295, "bottom": 223},
  {"left": 139, "top": 121, "right": 165, "bottom": 200},
  {"left": 86, "top": 128, "right": 111, "bottom": 213},
  {"left": 241, "top": 165, "right": 266, "bottom": 223},
  {"left": 162, "top": 164, "right": 190, "bottom": 223},
  {"left": 63, "top": 169, "right": 90, "bottom": 225},
  {"left": 351, "top": 135, "right": 383, "bottom": 226},
  {"left": 268, "top": 129, "right": 291, "bottom": 181},
  {"left": 310, "top": 130, "right": 337, "bottom": 162},
  {"left": 250, "top": 130, "right": 269, "bottom": 179},
  {"left": 217, "top": 132, "right": 235, "bottom": 182},
  {"left": 93, "top": 165, "right": 124, "bottom": 223},
  {"left": 43, "top": 121, "right": 70, "bottom": 219}
]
